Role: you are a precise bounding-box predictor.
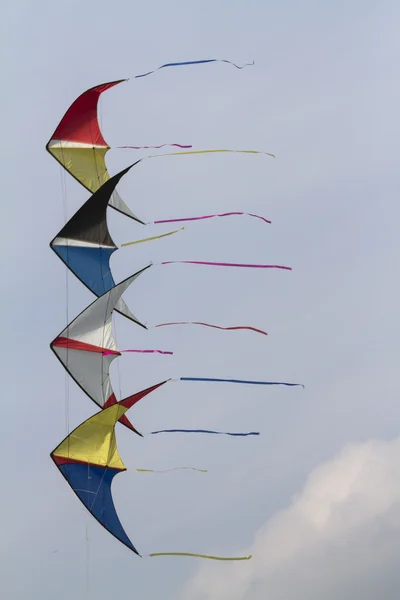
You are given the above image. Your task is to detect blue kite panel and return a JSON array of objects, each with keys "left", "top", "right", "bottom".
[
  {"left": 59, "top": 462, "right": 138, "bottom": 554},
  {"left": 53, "top": 246, "right": 115, "bottom": 297}
]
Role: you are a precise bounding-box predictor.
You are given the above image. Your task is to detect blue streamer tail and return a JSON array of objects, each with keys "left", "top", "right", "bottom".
[
  {"left": 135, "top": 59, "right": 254, "bottom": 79},
  {"left": 151, "top": 429, "right": 259, "bottom": 436},
  {"left": 180, "top": 377, "right": 304, "bottom": 388}
]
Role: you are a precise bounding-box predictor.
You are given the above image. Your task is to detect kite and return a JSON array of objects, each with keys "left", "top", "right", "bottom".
[
  {"left": 50, "top": 164, "right": 278, "bottom": 329},
  {"left": 50, "top": 392, "right": 159, "bottom": 556},
  {"left": 45, "top": 78, "right": 189, "bottom": 220},
  {"left": 45, "top": 58, "right": 253, "bottom": 205},
  {"left": 46, "top": 80, "right": 135, "bottom": 219},
  {"left": 50, "top": 271, "right": 168, "bottom": 432},
  {"left": 46, "top": 57, "right": 271, "bottom": 228},
  {"left": 48, "top": 268, "right": 281, "bottom": 437},
  {"left": 51, "top": 396, "right": 252, "bottom": 560},
  {"left": 50, "top": 164, "right": 149, "bottom": 323},
  {"left": 49, "top": 262, "right": 300, "bottom": 435}
]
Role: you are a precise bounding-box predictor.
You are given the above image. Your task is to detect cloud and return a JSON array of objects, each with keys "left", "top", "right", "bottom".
[{"left": 182, "top": 437, "right": 400, "bottom": 600}]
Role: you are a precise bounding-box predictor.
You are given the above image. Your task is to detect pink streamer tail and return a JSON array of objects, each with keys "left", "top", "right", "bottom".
[
  {"left": 154, "top": 211, "right": 271, "bottom": 225},
  {"left": 102, "top": 349, "right": 173, "bottom": 356},
  {"left": 118, "top": 144, "right": 192, "bottom": 149},
  {"left": 155, "top": 322, "right": 268, "bottom": 336},
  {"left": 161, "top": 261, "right": 292, "bottom": 270}
]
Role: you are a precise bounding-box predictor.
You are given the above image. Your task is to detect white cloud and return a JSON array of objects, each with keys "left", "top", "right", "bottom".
[{"left": 183, "top": 437, "right": 400, "bottom": 600}]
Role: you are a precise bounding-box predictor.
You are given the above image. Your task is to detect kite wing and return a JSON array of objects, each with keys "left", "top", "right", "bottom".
[
  {"left": 50, "top": 164, "right": 144, "bottom": 323},
  {"left": 50, "top": 269, "right": 152, "bottom": 430},
  {"left": 51, "top": 393, "right": 155, "bottom": 555},
  {"left": 46, "top": 80, "right": 140, "bottom": 221}
]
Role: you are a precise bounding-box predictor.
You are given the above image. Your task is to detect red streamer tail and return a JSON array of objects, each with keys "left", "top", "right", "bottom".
[
  {"left": 154, "top": 211, "right": 271, "bottom": 224},
  {"left": 102, "top": 349, "right": 173, "bottom": 356},
  {"left": 155, "top": 322, "right": 268, "bottom": 336},
  {"left": 118, "top": 144, "right": 192, "bottom": 149},
  {"left": 161, "top": 260, "right": 292, "bottom": 270}
]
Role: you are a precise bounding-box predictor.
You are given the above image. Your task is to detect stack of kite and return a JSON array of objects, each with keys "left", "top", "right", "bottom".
[{"left": 48, "top": 59, "right": 302, "bottom": 562}]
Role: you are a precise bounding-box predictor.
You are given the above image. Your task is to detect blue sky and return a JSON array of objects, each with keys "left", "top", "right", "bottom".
[{"left": 2, "top": 1, "right": 400, "bottom": 598}]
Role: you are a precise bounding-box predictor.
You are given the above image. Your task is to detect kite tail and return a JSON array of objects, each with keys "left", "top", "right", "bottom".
[
  {"left": 161, "top": 260, "right": 292, "bottom": 270},
  {"left": 136, "top": 467, "right": 207, "bottom": 473},
  {"left": 134, "top": 58, "right": 254, "bottom": 79},
  {"left": 121, "top": 227, "right": 184, "bottom": 247},
  {"left": 146, "top": 149, "right": 275, "bottom": 159},
  {"left": 102, "top": 349, "right": 173, "bottom": 356},
  {"left": 179, "top": 377, "right": 304, "bottom": 388},
  {"left": 147, "top": 552, "right": 252, "bottom": 561},
  {"left": 154, "top": 321, "right": 268, "bottom": 336},
  {"left": 118, "top": 144, "right": 192, "bottom": 149},
  {"left": 152, "top": 211, "right": 271, "bottom": 225},
  {"left": 150, "top": 429, "right": 259, "bottom": 437}
]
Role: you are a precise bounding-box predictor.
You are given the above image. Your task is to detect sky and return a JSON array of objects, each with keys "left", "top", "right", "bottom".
[{"left": 1, "top": 0, "right": 400, "bottom": 598}]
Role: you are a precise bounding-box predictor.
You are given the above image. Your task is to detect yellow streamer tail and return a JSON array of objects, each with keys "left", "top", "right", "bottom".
[
  {"left": 146, "top": 149, "right": 275, "bottom": 159},
  {"left": 148, "top": 552, "right": 252, "bottom": 560},
  {"left": 121, "top": 227, "right": 183, "bottom": 247}
]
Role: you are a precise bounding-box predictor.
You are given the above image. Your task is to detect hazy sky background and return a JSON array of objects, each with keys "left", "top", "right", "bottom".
[{"left": 2, "top": 1, "right": 400, "bottom": 598}]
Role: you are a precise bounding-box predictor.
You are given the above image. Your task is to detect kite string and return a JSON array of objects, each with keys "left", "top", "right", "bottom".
[
  {"left": 98, "top": 95, "right": 123, "bottom": 402},
  {"left": 64, "top": 261, "right": 69, "bottom": 436},
  {"left": 89, "top": 466, "right": 109, "bottom": 512},
  {"left": 85, "top": 111, "right": 124, "bottom": 408},
  {"left": 58, "top": 156, "right": 70, "bottom": 439},
  {"left": 85, "top": 520, "right": 90, "bottom": 599},
  {"left": 91, "top": 134, "right": 116, "bottom": 403},
  {"left": 101, "top": 274, "right": 116, "bottom": 404},
  {"left": 112, "top": 315, "right": 123, "bottom": 401}
]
